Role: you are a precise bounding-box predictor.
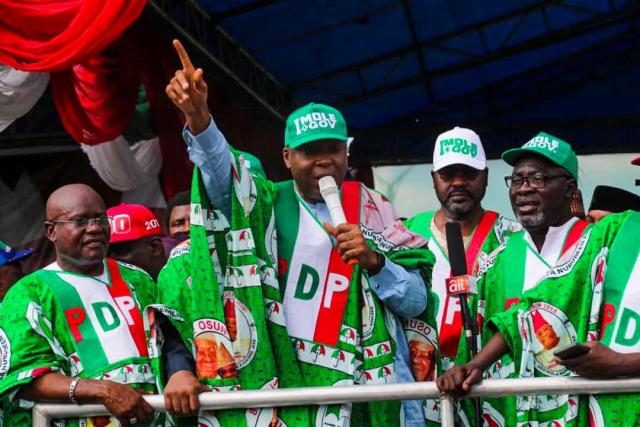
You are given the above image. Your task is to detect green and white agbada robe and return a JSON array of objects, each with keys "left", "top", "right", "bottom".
[
  {"left": 158, "top": 154, "right": 310, "bottom": 426},
  {"left": 272, "top": 178, "right": 436, "bottom": 427},
  {"left": 0, "top": 259, "right": 161, "bottom": 426},
  {"left": 403, "top": 211, "right": 519, "bottom": 367},
  {"left": 456, "top": 216, "right": 590, "bottom": 426},
  {"left": 488, "top": 211, "right": 640, "bottom": 426},
  {"left": 403, "top": 211, "right": 519, "bottom": 424}
]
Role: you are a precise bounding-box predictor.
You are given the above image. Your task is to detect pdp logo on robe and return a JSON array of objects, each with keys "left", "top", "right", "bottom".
[
  {"left": 525, "top": 302, "right": 577, "bottom": 376},
  {"left": 223, "top": 292, "right": 258, "bottom": 369}
]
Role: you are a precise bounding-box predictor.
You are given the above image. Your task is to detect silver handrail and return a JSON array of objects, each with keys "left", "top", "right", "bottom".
[{"left": 32, "top": 377, "right": 640, "bottom": 426}]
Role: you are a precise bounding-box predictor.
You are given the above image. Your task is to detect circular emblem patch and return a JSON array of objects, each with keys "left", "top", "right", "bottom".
[
  {"left": 197, "top": 415, "right": 221, "bottom": 427},
  {"left": 403, "top": 319, "right": 438, "bottom": 382},
  {"left": 527, "top": 302, "right": 577, "bottom": 376},
  {"left": 193, "top": 317, "right": 238, "bottom": 380},
  {"left": 315, "top": 379, "right": 352, "bottom": 427},
  {"left": 224, "top": 292, "right": 258, "bottom": 369}
]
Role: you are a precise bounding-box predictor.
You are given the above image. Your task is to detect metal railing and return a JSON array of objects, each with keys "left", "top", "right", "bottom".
[{"left": 32, "top": 377, "right": 640, "bottom": 426}]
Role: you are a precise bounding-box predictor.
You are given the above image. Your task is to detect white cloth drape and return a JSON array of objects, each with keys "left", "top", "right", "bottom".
[
  {"left": 0, "top": 65, "right": 49, "bottom": 132},
  {"left": 81, "top": 136, "right": 166, "bottom": 207}
]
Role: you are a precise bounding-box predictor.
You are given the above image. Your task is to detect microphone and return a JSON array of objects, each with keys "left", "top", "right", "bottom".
[
  {"left": 445, "top": 221, "right": 482, "bottom": 427},
  {"left": 319, "top": 176, "right": 356, "bottom": 266},
  {"left": 319, "top": 176, "right": 347, "bottom": 226},
  {"left": 445, "top": 222, "right": 479, "bottom": 353}
]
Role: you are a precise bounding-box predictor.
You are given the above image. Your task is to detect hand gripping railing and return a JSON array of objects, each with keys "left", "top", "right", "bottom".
[{"left": 32, "top": 377, "right": 640, "bottom": 426}]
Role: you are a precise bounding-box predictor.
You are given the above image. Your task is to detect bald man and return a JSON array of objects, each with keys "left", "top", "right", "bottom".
[{"left": 0, "top": 184, "right": 202, "bottom": 426}]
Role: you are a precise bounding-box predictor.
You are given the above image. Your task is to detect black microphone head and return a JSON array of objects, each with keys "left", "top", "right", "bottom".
[{"left": 445, "top": 222, "right": 468, "bottom": 276}]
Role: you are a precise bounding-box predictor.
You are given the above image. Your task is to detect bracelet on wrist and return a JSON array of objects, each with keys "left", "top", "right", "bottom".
[{"left": 69, "top": 377, "right": 81, "bottom": 404}]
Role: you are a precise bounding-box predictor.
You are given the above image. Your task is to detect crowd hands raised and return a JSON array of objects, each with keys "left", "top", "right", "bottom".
[{"left": 0, "top": 39, "right": 638, "bottom": 426}]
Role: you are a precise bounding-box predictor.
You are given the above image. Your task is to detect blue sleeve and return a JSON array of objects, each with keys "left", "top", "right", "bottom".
[
  {"left": 160, "top": 318, "right": 195, "bottom": 378},
  {"left": 369, "top": 259, "right": 427, "bottom": 318},
  {"left": 182, "top": 117, "right": 232, "bottom": 219}
]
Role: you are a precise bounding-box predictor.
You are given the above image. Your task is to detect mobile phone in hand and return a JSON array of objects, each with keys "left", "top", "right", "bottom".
[{"left": 553, "top": 343, "right": 590, "bottom": 359}]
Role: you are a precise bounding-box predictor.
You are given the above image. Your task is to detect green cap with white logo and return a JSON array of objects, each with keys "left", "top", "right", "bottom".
[
  {"left": 502, "top": 131, "right": 578, "bottom": 180},
  {"left": 284, "top": 103, "right": 348, "bottom": 149}
]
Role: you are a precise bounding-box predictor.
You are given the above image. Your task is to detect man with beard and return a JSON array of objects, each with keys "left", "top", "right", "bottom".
[
  {"left": 437, "top": 208, "right": 640, "bottom": 426},
  {"left": 451, "top": 132, "right": 590, "bottom": 426},
  {"left": 404, "top": 127, "right": 519, "bottom": 370}
]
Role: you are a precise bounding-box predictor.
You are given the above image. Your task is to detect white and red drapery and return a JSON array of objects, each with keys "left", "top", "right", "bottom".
[{"left": 0, "top": 0, "right": 191, "bottom": 205}]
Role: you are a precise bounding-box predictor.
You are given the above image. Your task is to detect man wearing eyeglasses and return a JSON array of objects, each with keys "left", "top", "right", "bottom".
[
  {"left": 404, "top": 128, "right": 520, "bottom": 363},
  {"left": 403, "top": 127, "right": 519, "bottom": 423},
  {"left": 0, "top": 184, "right": 202, "bottom": 426},
  {"left": 444, "top": 132, "right": 590, "bottom": 426}
]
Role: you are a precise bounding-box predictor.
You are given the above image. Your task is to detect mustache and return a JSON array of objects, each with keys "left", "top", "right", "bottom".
[{"left": 446, "top": 190, "right": 472, "bottom": 200}]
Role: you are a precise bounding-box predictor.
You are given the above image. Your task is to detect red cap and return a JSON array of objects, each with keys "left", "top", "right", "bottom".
[
  {"left": 632, "top": 156, "right": 640, "bottom": 166},
  {"left": 531, "top": 310, "right": 550, "bottom": 332},
  {"left": 107, "top": 203, "right": 162, "bottom": 244}
]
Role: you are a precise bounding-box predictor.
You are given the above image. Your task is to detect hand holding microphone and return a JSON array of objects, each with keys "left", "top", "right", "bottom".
[{"left": 320, "top": 176, "right": 381, "bottom": 271}]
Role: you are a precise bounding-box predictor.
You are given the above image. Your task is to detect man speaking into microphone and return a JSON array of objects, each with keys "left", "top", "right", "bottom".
[{"left": 165, "top": 40, "right": 436, "bottom": 427}]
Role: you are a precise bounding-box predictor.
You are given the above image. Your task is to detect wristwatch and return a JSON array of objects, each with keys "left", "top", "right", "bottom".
[{"left": 367, "top": 252, "right": 385, "bottom": 276}]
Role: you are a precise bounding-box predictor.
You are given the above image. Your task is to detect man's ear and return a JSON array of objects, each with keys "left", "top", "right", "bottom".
[
  {"left": 45, "top": 222, "right": 56, "bottom": 243},
  {"left": 566, "top": 178, "right": 578, "bottom": 199},
  {"left": 282, "top": 147, "right": 292, "bottom": 169},
  {"left": 430, "top": 170, "right": 436, "bottom": 188},
  {"left": 483, "top": 168, "right": 489, "bottom": 188},
  {"left": 150, "top": 237, "right": 164, "bottom": 257}
]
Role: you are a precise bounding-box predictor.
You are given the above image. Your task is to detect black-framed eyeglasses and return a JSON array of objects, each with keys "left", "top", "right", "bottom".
[
  {"left": 46, "top": 216, "right": 111, "bottom": 229},
  {"left": 504, "top": 174, "right": 571, "bottom": 189}
]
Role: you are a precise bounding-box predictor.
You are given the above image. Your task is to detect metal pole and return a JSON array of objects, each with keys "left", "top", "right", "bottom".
[
  {"left": 33, "top": 381, "right": 442, "bottom": 420},
  {"left": 32, "top": 377, "right": 640, "bottom": 422},
  {"left": 439, "top": 394, "right": 456, "bottom": 427},
  {"left": 465, "top": 376, "right": 640, "bottom": 397}
]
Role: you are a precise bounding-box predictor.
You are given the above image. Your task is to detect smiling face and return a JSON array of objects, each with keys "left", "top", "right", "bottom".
[
  {"left": 283, "top": 139, "right": 348, "bottom": 203},
  {"left": 432, "top": 164, "right": 488, "bottom": 219},
  {"left": 509, "top": 155, "right": 576, "bottom": 232},
  {"left": 45, "top": 184, "right": 110, "bottom": 274}
]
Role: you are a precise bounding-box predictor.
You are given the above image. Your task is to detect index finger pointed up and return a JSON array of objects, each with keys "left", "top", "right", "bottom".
[{"left": 173, "top": 39, "right": 195, "bottom": 76}]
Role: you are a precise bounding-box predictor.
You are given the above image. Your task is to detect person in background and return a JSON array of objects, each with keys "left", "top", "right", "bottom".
[
  {"left": 587, "top": 185, "right": 640, "bottom": 223},
  {"left": 0, "top": 240, "right": 32, "bottom": 302},
  {"left": 164, "top": 190, "right": 191, "bottom": 238},
  {"left": 107, "top": 203, "right": 167, "bottom": 282}
]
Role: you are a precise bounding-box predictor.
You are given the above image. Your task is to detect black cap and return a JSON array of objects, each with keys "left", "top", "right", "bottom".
[{"left": 588, "top": 185, "right": 640, "bottom": 213}]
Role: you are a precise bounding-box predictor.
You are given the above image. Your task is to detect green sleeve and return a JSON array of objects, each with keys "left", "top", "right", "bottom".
[
  {"left": 0, "top": 277, "right": 69, "bottom": 397},
  {"left": 157, "top": 250, "right": 194, "bottom": 347},
  {"left": 487, "top": 211, "right": 631, "bottom": 360}
]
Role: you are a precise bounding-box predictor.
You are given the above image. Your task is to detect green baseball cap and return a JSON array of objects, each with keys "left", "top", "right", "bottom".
[
  {"left": 502, "top": 131, "right": 578, "bottom": 180},
  {"left": 284, "top": 103, "right": 348, "bottom": 149}
]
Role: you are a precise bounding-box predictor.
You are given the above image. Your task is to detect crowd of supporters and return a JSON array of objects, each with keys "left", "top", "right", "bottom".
[{"left": 0, "top": 40, "right": 639, "bottom": 427}]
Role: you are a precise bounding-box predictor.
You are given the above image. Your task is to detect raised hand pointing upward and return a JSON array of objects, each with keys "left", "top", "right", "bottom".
[{"left": 166, "top": 39, "right": 211, "bottom": 134}]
